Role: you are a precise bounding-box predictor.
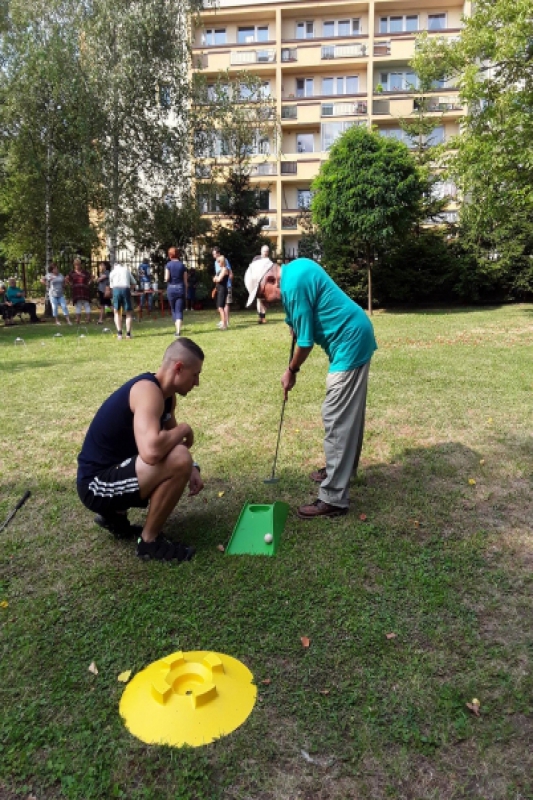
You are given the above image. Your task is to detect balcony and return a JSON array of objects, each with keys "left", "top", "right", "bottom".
[
  {"left": 282, "top": 215, "right": 298, "bottom": 230},
  {"left": 321, "top": 101, "right": 368, "bottom": 117},
  {"left": 322, "top": 43, "right": 367, "bottom": 60},
  {"left": 280, "top": 161, "right": 297, "bottom": 175},
  {"left": 251, "top": 162, "right": 277, "bottom": 176},
  {"left": 230, "top": 49, "right": 276, "bottom": 65},
  {"left": 281, "top": 48, "right": 297, "bottom": 63},
  {"left": 281, "top": 105, "right": 298, "bottom": 120}
]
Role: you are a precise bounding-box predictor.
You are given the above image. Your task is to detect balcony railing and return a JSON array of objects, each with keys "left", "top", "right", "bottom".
[
  {"left": 281, "top": 105, "right": 298, "bottom": 120},
  {"left": 280, "top": 161, "right": 297, "bottom": 175},
  {"left": 230, "top": 49, "right": 276, "bottom": 65},
  {"left": 420, "top": 97, "right": 463, "bottom": 112},
  {"left": 251, "top": 163, "right": 277, "bottom": 176},
  {"left": 321, "top": 101, "right": 368, "bottom": 117},
  {"left": 373, "top": 100, "right": 390, "bottom": 115},
  {"left": 374, "top": 41, "right": 391, "bottom": 57},
  {"left": 281, "top": 47, "right": 297, "bottom": 62},
  {"left": 282, "top": 215, "right": 298, "bottom": 230},
  {"left": 322, "top": 43, "right": 367, "bottom": 59}
]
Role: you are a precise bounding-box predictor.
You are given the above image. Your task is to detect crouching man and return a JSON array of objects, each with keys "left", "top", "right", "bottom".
[{"left": 77, "top": 338, "right": 205, "bottom": 561}]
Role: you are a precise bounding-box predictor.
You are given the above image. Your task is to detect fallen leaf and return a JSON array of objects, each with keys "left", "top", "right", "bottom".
[
  {"left": 413, "top": 520, "right": 420, "bottom": 528},
  {"left": 217, "top": 544, "right": 225, "bottom": 552},
  {"left": 466, "top": 698, "right": 481, "bottom": 716},
  {"left": 88, "top": 661, "right": 98, "bottom": 675},
  {"left": 218, "top": 491, "right": 225, "bottom": 498},
  {"left": 487, "top": 417, "right": 493, "bottom": 424},
  {"left": 468, "top": 478, "right": 476, "bottom": 486},
  {"left": 479, "top": 459, "right": 485, "bottom": 465},
  {"left": 300, "top": 636, "right": 310, "bottom": 648},
  {"left": 359, "top": 513, "right": 367, "bottom": 521},
  {"left": 295, "top": 428, "right": 300, "bottom": 433},
  {"left": 118, "top": 670, "right": 132, "bottom": 683},
  {"left": 0, "top": 600, "right": 8, "bottom": 608},
  {"left": 261, "top": 678, "right": 272, "bottom": 685},
  {"left": 385, "top": 632, "right": 397, "bottom": 640},
  {"left": 319, "top": 689, "right": 330, "bottom": 695}
]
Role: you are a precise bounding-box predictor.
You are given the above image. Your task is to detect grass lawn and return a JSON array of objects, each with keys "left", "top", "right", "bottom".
[{"left": 1, "top": 303, "right": 532, "bottom": 800}]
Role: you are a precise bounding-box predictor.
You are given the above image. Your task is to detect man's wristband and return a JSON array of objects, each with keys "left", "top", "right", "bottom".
[
  {"left": 192, "top": 462, "right": 201, "bottom": 472},
  {"left": 288, "top": 365, "right": 300, "bottom": 375}
]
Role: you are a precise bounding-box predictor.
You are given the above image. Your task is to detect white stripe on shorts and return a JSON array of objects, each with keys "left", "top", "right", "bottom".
[{"left": 88, "top": 475, "right": 139, "bottom": 498}]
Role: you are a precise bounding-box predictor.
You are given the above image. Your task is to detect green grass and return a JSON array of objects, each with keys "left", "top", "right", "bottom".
[{"left": 1, "top": 304, "right": 532, "bottom": 800}]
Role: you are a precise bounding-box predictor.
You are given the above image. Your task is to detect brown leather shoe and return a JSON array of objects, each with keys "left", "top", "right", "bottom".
[
  {"left": 297, "top": 499, "right": 348, "bottom": 520},
  {"left": 309, "top": 467, "right": 327, "bottom": 483}
]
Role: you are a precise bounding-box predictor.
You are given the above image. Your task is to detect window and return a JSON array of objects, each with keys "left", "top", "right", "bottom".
[
  {"left": 297, "top": 189, "right": 313, "bottom": 209},
  {"left": 296, "top": 21, "right": 314, "bottom": 39},
  {"left": 428, "top": 13, "right": 446, "bottom": 31},
  {"left": 380, "top": 71, "right": 418, "bottom": 91},
  {"left": 237, "top": 25, "right": 269, "bottom": 44},
  {"left": 426, "top": 125, "right": 445, "bottom": 146},
  {"left": 431, "top": 180, "right": 457, "bottom": 200},
  {"left": 257, "top": 189, "right": 270, "bottom": 210},
  {"left": 296, "top": 133, "right": 314, "bottom": 153},
  {"left": 203, "top": 28, "right": 226, "bottom": 45},
  {"left": 321, "top": 121, "right": 354, "bottom": 150},
  {"left": 379, "top": 128, "right": 408, "bottom": 143},
  {"left": 323, "top": 19, "right": 361, "bottom": 37},
  {"left": 321, "top": 76, "right": 359, "bottom": 95},
  {"left": 296, "top": 78, "right": 314, "bottom": 98},
  {"left": 380, "top": 15, "right": 419, "bottom": 33}
]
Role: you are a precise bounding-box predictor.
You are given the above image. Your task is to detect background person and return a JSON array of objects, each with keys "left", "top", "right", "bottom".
[
  {"left": 256, "top": 244, "right": 271, "bottom": 324},
  {"left": 138, "top": 256, "right": 153, "bottom": 313},
  {"left": 244, "top": 256, "right": 377, "bottom": 520},
  {"left": 67, "top": 258, "right": 92, "bottom": 325},
  {"left": 212, "top": 246, "right": 232, "bottom": 328},
  {"left": 4, "top": 277, "right": 40, "bottom": 324},
  {"left": 40, "top": 263, "right": 71, "bottom": 325},
  {"left": 213, "top": 255, "right": 229, "bottom": 331},
  {"left": 109, "top": 261, "right": 136, "bottom": 340},
  {"left": 96, "top": 261, "right": 112, "bottom": 324},
  {"left": 165, "top": 247, "right": 187, "bottom": 337},
  {"left": 77, "top": 338, "right": 204, "bottom": 561}
]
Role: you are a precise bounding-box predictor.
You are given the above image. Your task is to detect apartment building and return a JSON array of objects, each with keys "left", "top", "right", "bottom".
[{"left": 193, "top": 0, "right": 471, "bottom": 257}]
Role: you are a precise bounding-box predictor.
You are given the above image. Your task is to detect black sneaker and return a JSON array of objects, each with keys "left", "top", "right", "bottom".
[
  {"left": 94, "top": 513, "right": 142, "bottom": 540},
  {"left": 137, "top": 534, "right": 195, "bottom": 562}
]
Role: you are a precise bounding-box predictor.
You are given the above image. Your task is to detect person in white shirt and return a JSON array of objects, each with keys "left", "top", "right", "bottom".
[{"left": 109, "top": 262, "right": 136, "bottom": 340}]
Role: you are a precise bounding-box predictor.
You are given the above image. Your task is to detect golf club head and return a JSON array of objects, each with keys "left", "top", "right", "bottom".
[{"left": 263, "top": 477, "right": 280, "bottom": 485}]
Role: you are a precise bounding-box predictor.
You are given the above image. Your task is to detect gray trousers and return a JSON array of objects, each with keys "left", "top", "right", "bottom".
[{"left": 318, "top": 361, "right": 370, "bottom": 509}]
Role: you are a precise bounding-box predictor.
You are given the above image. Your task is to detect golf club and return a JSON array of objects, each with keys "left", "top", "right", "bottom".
[
  {"left": 264, "top": 337, "right": 296, "bottom": 484},
  {"left": 0, "top": 490, "right": 31, "bottom": 533}
]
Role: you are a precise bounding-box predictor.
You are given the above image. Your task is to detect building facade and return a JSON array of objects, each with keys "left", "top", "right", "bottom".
[{"left": 193, "top": 0, "right": 471, "bottom": 257}]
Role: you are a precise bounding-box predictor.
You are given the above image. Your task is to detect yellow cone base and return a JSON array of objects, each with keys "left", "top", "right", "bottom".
[{"left": 119, "top": 650, "right": 257, "bottom": 747}]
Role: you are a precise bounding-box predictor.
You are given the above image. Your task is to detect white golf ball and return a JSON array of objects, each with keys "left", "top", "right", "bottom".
[{"left": 264, "top": 533, "right": 273, "bottom": 544}]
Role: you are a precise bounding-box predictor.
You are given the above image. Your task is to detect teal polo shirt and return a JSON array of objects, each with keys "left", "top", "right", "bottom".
[{"left": 281, "top": 258, "right": 377, "bottom": 373}]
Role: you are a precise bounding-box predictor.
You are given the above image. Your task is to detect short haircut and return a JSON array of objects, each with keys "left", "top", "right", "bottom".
[
  {"left": 212, "top": 246, "right": 221, "bottom": 255},
  {"left": 168, "top": 247, "right": 179, "bottom": 259},
  {"left": 261, "top": 245, "right": 270, "bottom": 255},
  {"left": 163, "top": 337, "right": 204, "bottom": 366}
]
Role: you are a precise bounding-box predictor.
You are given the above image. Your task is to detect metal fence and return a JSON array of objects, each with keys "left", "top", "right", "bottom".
[{"left": 0, "top": 247, "right": 205, "bottom": 301}]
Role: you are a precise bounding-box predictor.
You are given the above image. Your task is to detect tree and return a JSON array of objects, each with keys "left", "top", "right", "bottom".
[
  {"left": 414, "top": 0, "right": 533, "bottom": 295},
  {"left": 0, "top": 0, "right": 99, "bottom": 273},
  {"left": 311, "top": 125, "right": 424, "bottom": 313},
  {"left": 81, "top": 0, "right": 208, "bottom": 263},
  {"left": 193, "top": 72, "right": 279, "bottom": 304}
]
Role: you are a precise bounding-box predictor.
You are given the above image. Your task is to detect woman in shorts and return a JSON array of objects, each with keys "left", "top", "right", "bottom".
[{"left": 213, "top": 255, "right": 229, "bottom": 331}]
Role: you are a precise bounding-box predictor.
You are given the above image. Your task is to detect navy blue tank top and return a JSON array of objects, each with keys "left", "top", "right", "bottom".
[
  {"left": 77, "top": 373, "right": 172, "bottom": 483},
  {"left": 166, "top": 259, "right": 186, "bottom": 286}
]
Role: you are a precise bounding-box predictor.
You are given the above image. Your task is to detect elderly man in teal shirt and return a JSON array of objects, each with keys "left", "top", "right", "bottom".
[{"left": 245, "top": 257, "right": 377, "bottom": 519}]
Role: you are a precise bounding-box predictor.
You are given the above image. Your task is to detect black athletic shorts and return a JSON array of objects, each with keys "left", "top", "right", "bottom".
[{"left": 77, "top": 457, "right": 148, "bottom": 515}]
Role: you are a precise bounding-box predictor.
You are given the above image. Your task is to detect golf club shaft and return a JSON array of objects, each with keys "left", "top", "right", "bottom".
[
  {"left": 0, "top": 490, "right": 31, "bottom": 533},
  {"left": 268, "top": 337, "right": 296, "bottom": 480}
]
